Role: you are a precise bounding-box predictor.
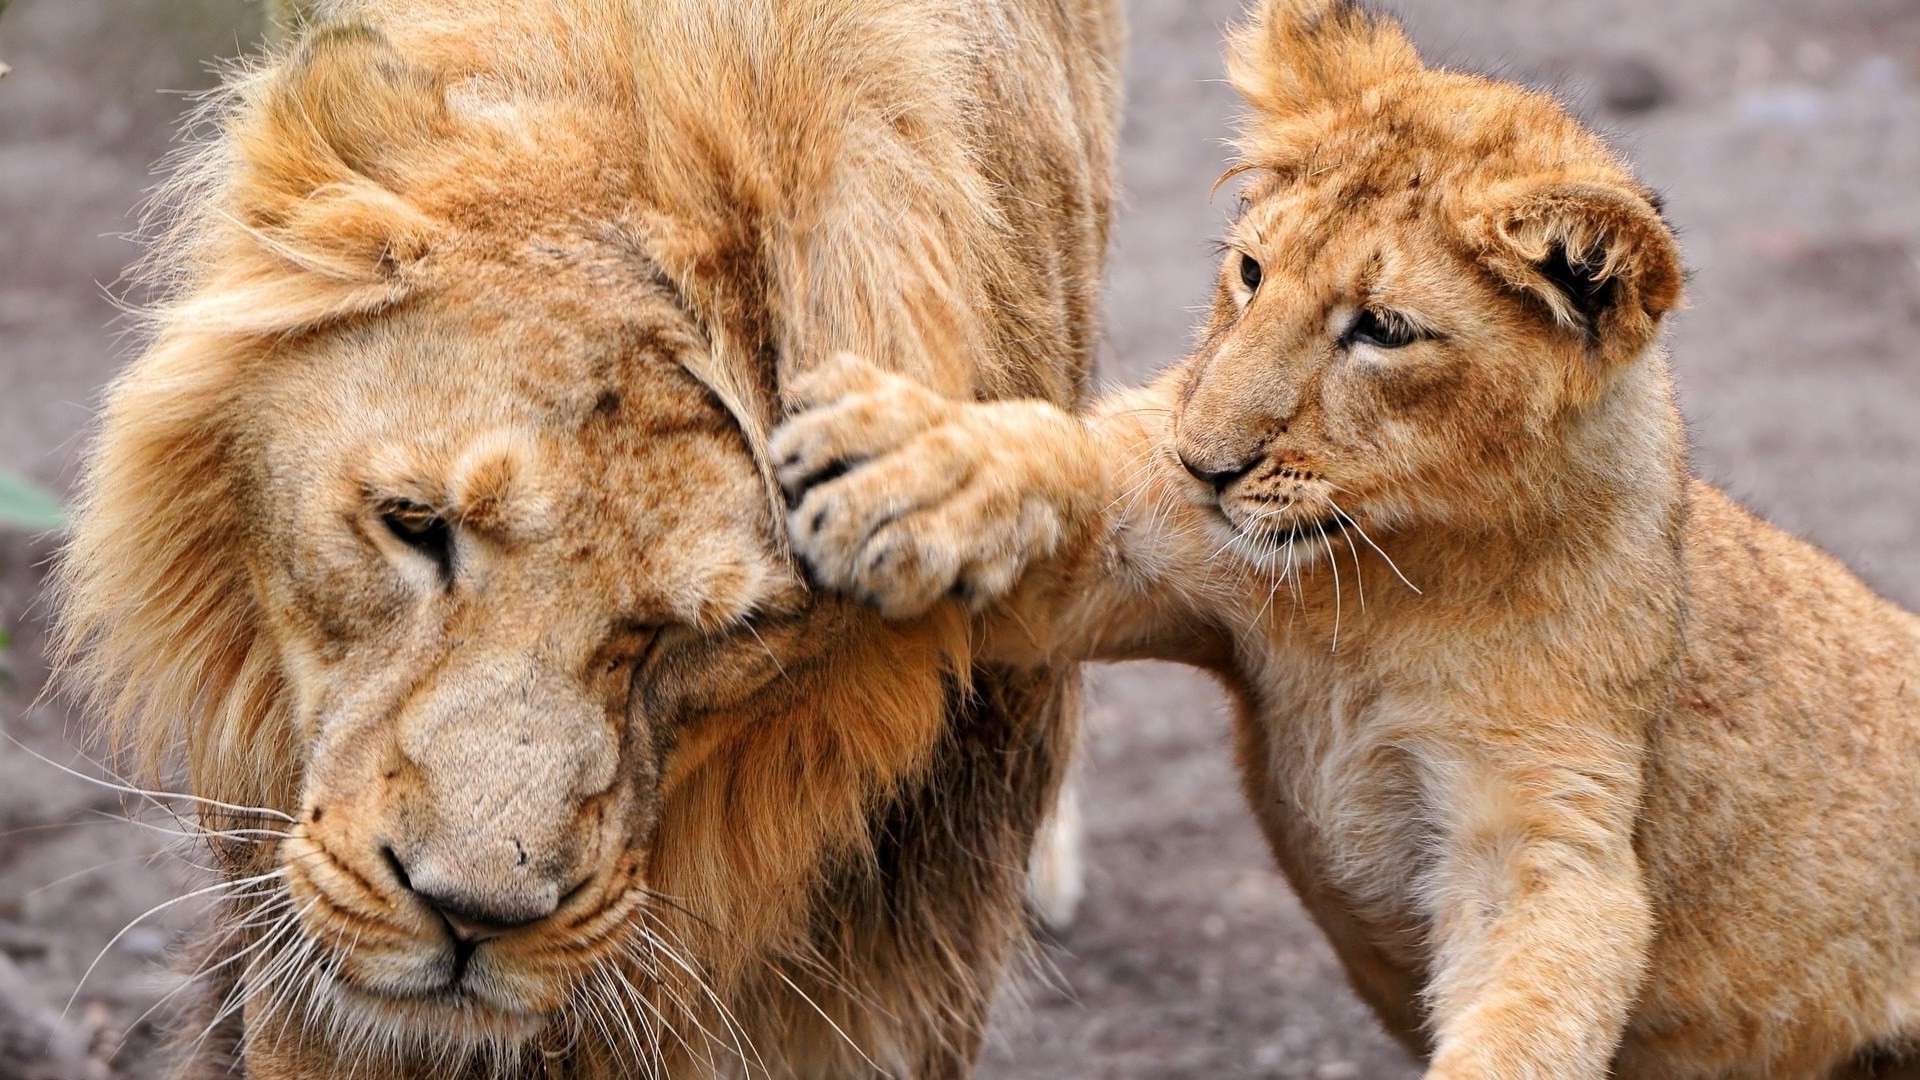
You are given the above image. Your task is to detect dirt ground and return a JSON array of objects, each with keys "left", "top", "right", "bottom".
[{"left": 1, "top": 0, "right": 1915, "bottom": 1077}]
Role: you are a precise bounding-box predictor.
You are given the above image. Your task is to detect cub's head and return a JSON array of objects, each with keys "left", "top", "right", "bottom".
[
  {"left": 59, "top": 26, "right": 960, "bottom": 1064},
  {"left": 1173, "top": 0, "right": 1684, "bottom": 562}
]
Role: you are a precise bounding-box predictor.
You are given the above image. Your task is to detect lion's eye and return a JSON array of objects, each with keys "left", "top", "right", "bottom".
[
  {"left": 1239, "top": 252, "right": 1263, "bottom": 294},
  {"left": 380, "top": 502, "right": 453, "bottom": 580},
  {"left": 1347, "top": 308, "right": 1419, "bottom": 350},
  {"left": 609, "top": 623, "right": 662, "bottom": 671}
]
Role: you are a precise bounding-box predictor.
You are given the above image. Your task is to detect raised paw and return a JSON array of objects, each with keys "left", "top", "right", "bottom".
[
  {"left": 771, "top": 355, "right": 1099, "bottom": 620},
  {"left": 771, "top": 353, "right": 951, "bottom": 505}
]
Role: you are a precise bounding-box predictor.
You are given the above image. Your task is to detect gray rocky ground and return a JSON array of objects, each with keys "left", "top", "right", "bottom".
[{"left": 0, "top": 0, "right": 1914, "bottom": 1076}]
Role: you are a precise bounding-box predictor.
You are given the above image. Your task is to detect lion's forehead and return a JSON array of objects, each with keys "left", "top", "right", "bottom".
[{"left": 249, "top": 296, "right": 786, "bottom": 637}]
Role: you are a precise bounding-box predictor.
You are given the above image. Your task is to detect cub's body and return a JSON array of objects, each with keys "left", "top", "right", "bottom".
[{"left": 772, "top": 0, "right": 1920, "bottom": 1075}]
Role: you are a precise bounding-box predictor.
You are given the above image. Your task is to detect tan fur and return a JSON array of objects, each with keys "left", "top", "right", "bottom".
[
  {"left": 265, "top": 0, "right": 320, "bottom": 42},
  {"left": 773, "top": 2, "right": 1920, "bottom": 1076},
  {"left": 54, "top": 1, "right": 1119, "bottom": 1076}
]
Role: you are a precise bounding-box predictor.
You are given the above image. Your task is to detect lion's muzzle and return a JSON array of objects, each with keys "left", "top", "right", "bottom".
[
  {"left": 281, "top": 644, "right": 651, "bottom": 1031},
  {"left": 386, "top": 653, "right": 620, "bottom": 926}
]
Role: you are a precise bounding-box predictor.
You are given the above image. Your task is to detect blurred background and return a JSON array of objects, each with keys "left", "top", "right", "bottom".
[{"left": 0, "top": 0, "right": 1914, "bottom": 1076}]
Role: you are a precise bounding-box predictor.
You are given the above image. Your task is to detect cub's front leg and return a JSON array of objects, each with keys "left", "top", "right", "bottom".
[
  {"left": 1416, "top": 716, "right": 1655, "bottom": 1080},
  {"left": 772, "top": 353, "right": 1107, "bottom": 621}
]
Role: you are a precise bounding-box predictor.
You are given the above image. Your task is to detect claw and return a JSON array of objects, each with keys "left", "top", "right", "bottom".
[
  {"left": 949, "top": 578, "right": 977, "bottom": 609},
  {"left": 792, "top": 457, "right": 857, "bottom": 498}
]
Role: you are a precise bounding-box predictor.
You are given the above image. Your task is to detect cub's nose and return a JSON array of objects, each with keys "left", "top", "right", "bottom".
[
  {"left": 383, "top": 845, "right": 561, "bottom": 942},
  {"left": 1178, "top": 452, "right": 1260, "bottom": 494}
]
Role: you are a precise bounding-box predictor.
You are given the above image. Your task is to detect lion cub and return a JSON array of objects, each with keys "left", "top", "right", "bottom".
[{"left": 770, "top": 1, "right": 1920, "bottom": 1077}]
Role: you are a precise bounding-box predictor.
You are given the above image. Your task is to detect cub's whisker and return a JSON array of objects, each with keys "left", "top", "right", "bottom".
[
  {"left": 1340, "top": 517, "right": 1367, "bottom": 612},
  {"left": 1320, "top": 525, "right": 1343, "bottom": 653},
  {"left": 1326, "top": 496, "right": 1420, "bottom": 595}
]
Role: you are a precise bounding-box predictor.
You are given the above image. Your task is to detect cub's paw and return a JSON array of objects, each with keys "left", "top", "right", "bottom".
[{"left": 771, "top": 353, "right": 1097, "bottom": 620}]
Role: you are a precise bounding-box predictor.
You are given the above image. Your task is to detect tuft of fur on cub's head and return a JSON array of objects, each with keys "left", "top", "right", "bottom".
[
  {"left": 1225, "top": 0, "right": 1680, "bottom": 365},
  {"left": 1171, "top": 0, "right": 1686, "bottom": 560}
]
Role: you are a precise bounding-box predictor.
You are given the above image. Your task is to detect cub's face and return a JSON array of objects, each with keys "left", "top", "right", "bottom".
[
  {"left": 1174, "top": 165, "right": 1543, "bottom": 564},
  {"left": 1169, "top": 61, "right": 1678, "bottom": 569},
  {"left": 238, "top": 248, "right": 800, "bottom": 1045}
]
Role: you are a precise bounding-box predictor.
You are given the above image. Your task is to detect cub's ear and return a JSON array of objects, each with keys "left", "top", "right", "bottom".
[
  {"left": 227, "top": 24, "right": 450, "bottom": 283},
  {"left": 1227, "top": 0, "right": 1420, "bottom": 132},
  {"left": 1469, "top": 176, "right": 1683, "bottom": 367}
]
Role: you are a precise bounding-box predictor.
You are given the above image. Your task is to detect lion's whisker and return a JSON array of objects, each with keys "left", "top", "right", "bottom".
[
  {"left": 608, "top": 943, "right": 708, "bottom": 1071},
  {"left": 6, "top": 731, "right": 296, "bottom": 823},
  {"left": 629, "top": 910, "right": 765, "bottom": 1073},
  {"left": 118, "top": 894, "right": 306, "bottom": 1057},
  {"left": 738, "top": 619, "right": 792, "bottom": 685},
  {"left": 612, "top": 970, "right": 669, "bottom": 1080},
  {"left": 66, "top": 867, "right": 286, "bottom": 1016},
  {"left": 84, "top": 809, "right": 292, "bottom": 845},
  {"left": 761, "top": 960, "right": 884, "bottom": 1074},
  {"left": 629, "top": 940, "right": 746, "bottom": 1074},
  {"left": 581, "top": 958, "right": 647, "bottom": 1078},
  {"left": 254, "top": 924, "right": 321, "bottom": 1052},
  {"left": 26, "top": 853, "right": 158, "bottom": 899},
  {"left": 194, "top": 895, "right": 312, "bottom": 1057},
  {"left": 627, "top": 951, "right": 712, "bottom": 1076}
]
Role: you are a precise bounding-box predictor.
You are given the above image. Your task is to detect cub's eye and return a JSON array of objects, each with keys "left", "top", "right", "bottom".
[
  {"left": 1347, "top": 308, "right": 1420, "bottom": 350},
  {"left": 1239, "top": 252, "right": 1263, "bottom": 294},
  {"left": 379, "top": 501, "right": 453, "bottom": 579}
]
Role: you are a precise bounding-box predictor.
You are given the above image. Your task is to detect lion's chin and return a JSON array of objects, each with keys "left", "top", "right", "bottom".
[{"left": 317, "top": 968, "right": 553, "bottom": 1053}]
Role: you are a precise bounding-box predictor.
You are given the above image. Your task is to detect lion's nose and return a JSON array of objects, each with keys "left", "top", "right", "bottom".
[
  {"left": 1178, "top": 451, "right": 1260, "bottom": 494},
  {"left": 382, "top": 845, "right": 561, "bottom": 941},
  {"left": 423, "top": 896, "right": 547, "bottom": 943}
]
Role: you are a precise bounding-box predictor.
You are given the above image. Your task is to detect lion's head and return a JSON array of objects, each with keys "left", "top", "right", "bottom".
[
  {"left": 55, "top": 13, "right": 1031, "bottom": 1072},
  {"left": 1167, "top": 0, "right": 1684, "bottom": 566}
]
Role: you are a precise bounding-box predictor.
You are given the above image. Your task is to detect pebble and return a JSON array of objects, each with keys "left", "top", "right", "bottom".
[
  {"left": 119, "top": 927, "right": 169, "bottom": 959},
  {"left": 1597, "top": 54, "right": 1674, "bottom": 116}
]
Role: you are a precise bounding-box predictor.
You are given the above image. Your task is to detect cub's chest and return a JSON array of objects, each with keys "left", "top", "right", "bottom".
[{"left": 1238, "top": 650, "right": 1438, "bottom": 967}]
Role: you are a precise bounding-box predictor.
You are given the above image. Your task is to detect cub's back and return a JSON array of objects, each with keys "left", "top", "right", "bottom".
[{"left": 1629, "top": 479, "right": 1920, "bottom": 1073}]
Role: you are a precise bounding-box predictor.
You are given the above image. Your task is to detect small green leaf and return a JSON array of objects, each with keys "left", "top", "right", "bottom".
[{"left": 0, "top": 471, "right": 66, "bottom": 532}]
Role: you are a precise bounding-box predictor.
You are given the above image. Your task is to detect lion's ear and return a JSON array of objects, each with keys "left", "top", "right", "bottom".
[
  {"left": 1470, "top": 176, "right": 1683, "bottom": 368},
  {"left": 1226, "top": 0, "right": 1420, "bottom": 139},
  {"left": 228, "top": 24, "right": 449, "bottom": 283}
]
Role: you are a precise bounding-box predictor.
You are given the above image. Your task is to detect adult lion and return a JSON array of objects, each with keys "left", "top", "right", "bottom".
[{"left": 55, "top": 0, "right": 1118, "bottom": 1076}]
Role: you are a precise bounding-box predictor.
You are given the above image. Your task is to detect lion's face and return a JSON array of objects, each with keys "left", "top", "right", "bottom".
[
  {"left": 241, "top": 247, "right": 803, "bottom": 1042},
  {"left": 1167, "top": 4, "right": 1681, "bottom": 569}
]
